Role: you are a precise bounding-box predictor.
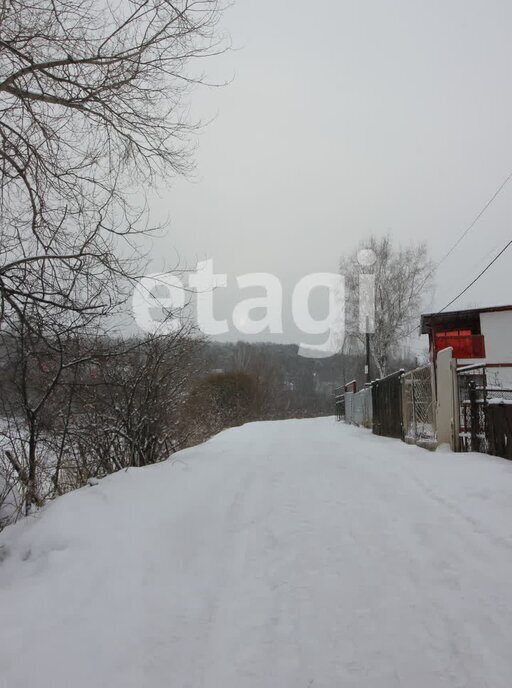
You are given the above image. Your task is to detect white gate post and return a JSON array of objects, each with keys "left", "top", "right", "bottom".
[{"left": 435, "top": 347, "right": 456, "bottom": 448}]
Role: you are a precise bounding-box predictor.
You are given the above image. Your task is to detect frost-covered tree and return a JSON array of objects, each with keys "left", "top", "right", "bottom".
[{"left": 340, "top": 235, "right": 434, "bottom": 378}]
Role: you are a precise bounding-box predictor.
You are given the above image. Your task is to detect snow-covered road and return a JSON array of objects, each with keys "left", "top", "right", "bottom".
[{"left": 2, "top": 417, "right": 512, "bottom": 687}]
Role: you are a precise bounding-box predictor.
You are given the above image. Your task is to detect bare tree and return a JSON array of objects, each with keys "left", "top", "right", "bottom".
[
  {"left": 0, "top": 305, "right": 102, "bottom": 513},
  {"left": 0, "top": 0, "right": 225, "bottom": 524},
  {"left": 0, "top": 319, "right": 203, "bottom": 519},
  {"left": 182, "top": 369, "right": 261, "bottom": 445},
  {"left": 68, "top": 328, "right": 204, "bottom": 475},
  {"left": 340, "top": 235, "right": 434, "bottom": 378},
  {"left": 0, "top": 0, "right": 224, "bottom": 329}
]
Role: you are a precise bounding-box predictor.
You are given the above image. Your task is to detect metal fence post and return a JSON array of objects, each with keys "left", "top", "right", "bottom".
[
  {"left": 469, "top": 380, "right": 478, "bottom": 452},
  {"left": 411, "top": 371, "right": 417, "bottom": 440}
]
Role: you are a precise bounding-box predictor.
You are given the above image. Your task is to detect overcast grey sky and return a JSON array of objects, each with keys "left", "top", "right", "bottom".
[{"left": 146, "top": 0, "right": 512, "bottom": 352}]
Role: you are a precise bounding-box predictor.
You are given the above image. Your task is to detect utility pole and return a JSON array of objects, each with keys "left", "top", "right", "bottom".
[{"left": 365, "top": 315, "right": 371, "bottom": 384}]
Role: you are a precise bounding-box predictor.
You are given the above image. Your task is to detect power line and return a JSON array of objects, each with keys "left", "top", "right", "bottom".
[
  {"left": 385, "top": 168, "right": 512, "bottom": 324},
  {"left": 436, "top": 169, "right": 512, "bottom": 268},
  {"left": 438, "top": 237, "right": 512, "bottom": 313},
  {"left": 405, "top": 168, "right": 512, "bottom": 303},
  {"left": 401, "top": 237, "right": 512, "bottom": 340},
  {"left": 372, "top": 172, "right": 512, "bottom": 348}
]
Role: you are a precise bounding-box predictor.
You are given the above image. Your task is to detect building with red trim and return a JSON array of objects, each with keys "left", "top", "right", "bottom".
[{"left": 420, "top": 304, "right": 512, "bottom": 385}]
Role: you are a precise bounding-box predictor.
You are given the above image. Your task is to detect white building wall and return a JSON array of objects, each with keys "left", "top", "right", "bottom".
[
  {"left": 480, "top": 311, "right": 512, "bottom": 388},
  {"left": 480, "top": 311, "right": 512, "bottom": 363},
  {"left": 452, "top": 311, "right": 512, "bottom": 387}
]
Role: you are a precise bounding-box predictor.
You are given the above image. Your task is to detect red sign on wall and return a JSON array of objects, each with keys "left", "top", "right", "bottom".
[{"left": 434, "top": 332, "right": 486, "bottom": 359}]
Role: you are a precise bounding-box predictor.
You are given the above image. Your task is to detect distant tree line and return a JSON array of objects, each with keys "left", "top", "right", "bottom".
[{"left": 0, "top": 331, "right": 418, "bottom": 528}]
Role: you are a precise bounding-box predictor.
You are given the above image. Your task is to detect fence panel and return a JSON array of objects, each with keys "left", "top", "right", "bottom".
[
  {"left": 344, "top": 391, "right": 355, "bottom": 423},
  {"left": 334, "top": 387, "right": 344, "bottom": 421},
  {"left": 402, "top": 365, "right": 436, "bottom": 445},
  {"left": 457, "top": 366, "right": 488, "bottom": 453},
  {"left": 337, "top": 385, "right": 373, "bottom": 428},
  {"left": 457, "top": 365, "right": 512, "bottom": 459},
  {"left": 487, "top": 403, "right": 512, "bottom": 460},
  {"left": 372, "top": 370, "right": 403, "bottom": 439},
  {"left": 351, "top": 387, "right": 373, "bottom": 428},
  {"left": 335, "top": 381, "right": 357, "bottom": 423}
]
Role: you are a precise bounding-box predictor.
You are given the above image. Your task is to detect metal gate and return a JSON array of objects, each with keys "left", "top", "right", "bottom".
[
  {"left": 402, "top": 365, "right": 436, "bottom": 444},
  {"left": 372, "top": 370, "right": 403, "bottom": 439}
]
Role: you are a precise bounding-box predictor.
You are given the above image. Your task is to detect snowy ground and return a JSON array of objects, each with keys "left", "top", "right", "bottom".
[{"left": 1, "top": 417, "right": 512, "bottom": 688}]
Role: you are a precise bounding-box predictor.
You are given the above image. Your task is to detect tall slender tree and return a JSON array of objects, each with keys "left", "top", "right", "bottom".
[{"left": 340, "top": 235, "right": 434, "bottom": 378}]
